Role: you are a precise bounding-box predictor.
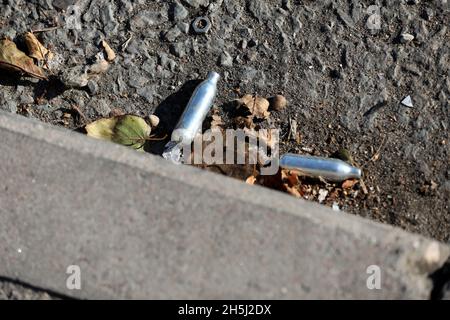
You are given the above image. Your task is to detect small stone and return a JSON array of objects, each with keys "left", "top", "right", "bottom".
[
  {"left": 149, "top": 115, "right": 160, "bottom": 128},
  {"left": 184, "top": 0, "right": 208, "bottom": 8},
  {"left": 401, "top": 95, "right": 414, "bottom": 108},
  {"left": 129, "top": 76, "right": 149, "bottom": 89},
  {"left": 100, "top": 3, "right": 119, "bottom": 33},
  {"left": 268, "top": 95, "right": 287, "bottom": 111},
  {"left": 400, "top": 33, "right": 415, "bottom": 43},
  {"left": 60, "top": 65, "right": 89, "bottom": 88},
  {"left": 177, "top": 22, "right": 190, "bottom": 34},
  {"left": 170, "top": 42, "right": 185, "bottom": 58},
  {"left": 20, "top": 93, "right": 34, "bottom": 105},
  {"left": 53, "top": 0, "right": 78, "bottom": 11},
  {"left": 93, "top": 99, "right": 111, "bottom": 117},
  {"left": 282, "top": 0, "right": 292, "bottom": 11},
  {"left": 164, "top": 26, "right": 181, "bottom": 42},
  {"left": 219, "top": 51, "right": 233, "bottom": 67},
  {"left": 137, "top": 85, "right": 157, "bottom": 103},
  {"left": 171, "top": 1, "right": 189, "bottom": 22},
  {"left": 130, "top": 10, "right": 165, "bottom": 32},
  {"left": 87, "top": 80, "right": 99, "bottom": 95},
  {"left": 7, "top": 101, "right": 18, "bottom": 113}
]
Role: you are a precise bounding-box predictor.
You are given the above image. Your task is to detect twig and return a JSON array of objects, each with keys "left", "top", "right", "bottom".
[
  {"left": 146, "top": 134, "right": 168, "bottom": 141},
  {"left": 71, "top": 105, "right": 88, "bottom": 124},
  {"left": 31, "top": 26, "right": 61, "bottom": 33},
  {"left": 362, "top": 135, "right": 387, "bottom": 168},
  {"left": 121, "top": 34, "right": 133, "bottom": 52}
]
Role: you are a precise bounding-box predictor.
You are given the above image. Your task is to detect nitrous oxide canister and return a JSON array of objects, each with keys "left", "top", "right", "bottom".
[
  {"left": 162, "top": 71, "right": 220, "bottom": 163},
  {"left": 171, "top": 71, "right": 220, "bottom": 144},
  {"left": 279, "top": 154, "right": 362, "bottom": 182}
]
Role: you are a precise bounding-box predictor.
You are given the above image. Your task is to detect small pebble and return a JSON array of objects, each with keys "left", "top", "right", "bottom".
[
  {"left": 87, "top": 80, "right": 99, "bottom": 95},
  {"left": 400, "top": 33, "right": 415, "bottom": 43},
  {"left": 171, "top": 1, "right": 188, "bottom": 22},
  {"left": 149, "top": 114, "right": 160, "bottom": 128},
  {"left": 268, "top": 95, "right": 287, "bottom": 111},
  {"left": 219, "top": 51, "right": 233, "bottom": 67}
]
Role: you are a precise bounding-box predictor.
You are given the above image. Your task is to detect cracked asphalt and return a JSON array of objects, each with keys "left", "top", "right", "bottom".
[{"left": 0, "top": 0, "right": 449, "bottom": 299}]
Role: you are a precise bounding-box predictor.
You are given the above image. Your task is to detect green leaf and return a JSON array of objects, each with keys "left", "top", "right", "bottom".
[{"left": 86, "top": 115, "right": 151, "bottom": 150}]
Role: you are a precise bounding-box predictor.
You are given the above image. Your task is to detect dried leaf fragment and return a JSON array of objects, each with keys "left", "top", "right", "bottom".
[
  {"left": 209, "top": 114, "right": 222, "bottom": 129},
  {"left": 233, "top": 116, "right": 255, "bottom": 129},
  {"left": 342, "top": 179, "right": 358, "bottom": 189},
  {"left": 101, "top": 40, "right": 116, "bottom": 62},
  {"left": 237, "top": 94, "right": 270, "bottom": 120},
  {"left": 285, "top": 184, "right": 302, "bottom": 198},
  {"left": 86, "top": 115, "right": 151, "bottom": 150},
  {"left": 0, "top": 38, "right": 46, "bottom": 79},
  {"left": 24, "top": 32, "right": 52, "bottom": 62},
  {"left": 282, "top": 170, "right": 299, "bottom": 187},
  {"left": 246, "top": 175, "right": 257, "bottom": 185}
]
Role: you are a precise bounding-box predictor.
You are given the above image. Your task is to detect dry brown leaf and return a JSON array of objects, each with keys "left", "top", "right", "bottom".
[
  {"left": 24, "top": 32, "right": 52, "bottom": 61},
  {"left": 260, "top": 169, "right": 304, "bottom": 198},
  {"left": 281, "top": 170, "right": 302, "bottom": 197},
  {"left": 193, "top": 130, "right": 256, "bottom": 180},
  {"left": 285, "top": 185, "right": 302, "bottom": 198},
  {"left": 259, "top": 169, "right": 284, "bottom": 191},
  {"left": 234, "top": 116, "right": 255, "bottom": 129},
  {"left": 342, "top": 179, "right": 359, "bottom": 189},
  {"left": 237, "top": 94, "right": 270, "bottom": 120},
  {"left": 210, "top": 107, "right": 224, "bottom": 130},
  {"left": 211, "top": 114, "right": 224, "bottom": 129},
  {"left": 101, "top": 40, "right": 116, "bottom": 62},
  {"left": 246, "top": 175, "right": 257, "bottom": 185},
  {"left": 282, "top": 170, "right": 299, "bottom": 187},
  {"left": 0, "top": 38, "right": 46, "bottom": 79}
]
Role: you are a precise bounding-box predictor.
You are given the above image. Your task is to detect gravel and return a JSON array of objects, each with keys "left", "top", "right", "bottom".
[{"left": 0, "top": 0, "right": 449, "bottom": 251}]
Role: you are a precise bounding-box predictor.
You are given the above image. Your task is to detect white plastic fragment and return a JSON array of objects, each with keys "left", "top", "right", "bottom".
[
  {"left": 332, "top": 202, "right": 340, "bottom": 211},
  {"left": 401, "top": 95, "right": 413, "bottom": 108},
  {"left": 400, "top": 33, "right": 414, "bottom": 43},
  {"left": 318, "top": 189, "right": 328, "bottom": 203}
]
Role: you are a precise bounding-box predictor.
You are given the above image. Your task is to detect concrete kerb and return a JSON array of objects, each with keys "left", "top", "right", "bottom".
[{"left": 0, "top": 111, "right": 449, "bottom": 299}]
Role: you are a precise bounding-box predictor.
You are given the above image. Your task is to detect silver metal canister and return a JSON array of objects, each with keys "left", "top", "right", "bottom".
[
  {"left": 163, "top": 71, "right": 220, "bottom": 163},
  {"left": 171, "top": 71, "right": 220, "bottom": 144},
  {"left": 279, "top": 153, "right": 362, "bottom": 182}
]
